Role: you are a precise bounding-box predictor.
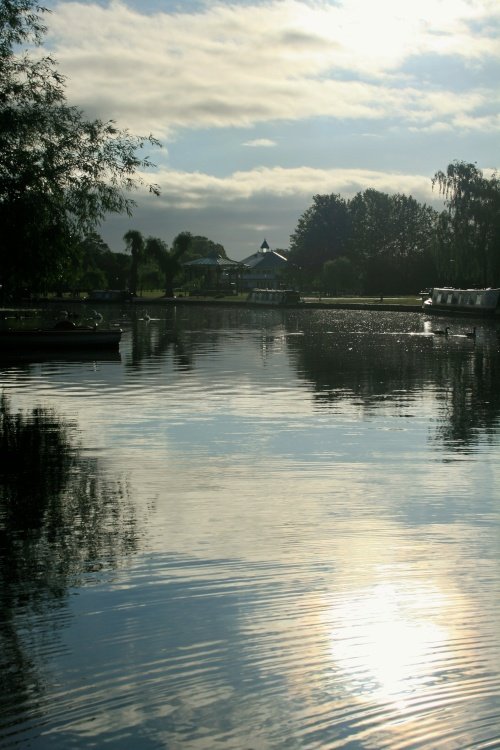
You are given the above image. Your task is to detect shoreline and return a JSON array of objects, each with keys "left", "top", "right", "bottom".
[{"left": 1, "top": 297, "right": 424, "bottom": 314}]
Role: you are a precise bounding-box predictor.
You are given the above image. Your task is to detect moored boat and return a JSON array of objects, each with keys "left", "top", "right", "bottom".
[
  {"left": 423, "top": 287, "right": 500, "bottom": 316},
  {"left": 247, "top": 289, "right": 302, "bottom": 306},
  {"left": 0, "top": 323, "right": 122, "bottom": 349}
]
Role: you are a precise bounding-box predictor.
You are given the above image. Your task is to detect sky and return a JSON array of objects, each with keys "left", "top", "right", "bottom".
[{"left": 41, "top": 0, "right": 500, "bottom": 260}]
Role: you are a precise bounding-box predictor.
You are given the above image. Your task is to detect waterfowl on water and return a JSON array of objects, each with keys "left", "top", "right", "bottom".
[
  {"left": 432, "top": 326, "right": 450, "bottom": 335},
  {"left": 466, "top": 327, "right": 477, "bottom": 338}
]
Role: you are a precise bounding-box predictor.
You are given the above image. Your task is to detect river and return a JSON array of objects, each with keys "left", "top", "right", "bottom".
[{"left": 1, "top": 305, "right": 499, "bottom": 749}]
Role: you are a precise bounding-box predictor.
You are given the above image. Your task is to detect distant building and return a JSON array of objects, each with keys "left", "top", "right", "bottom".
[
  {"left": 240, "top": 240, "right": 288, "bottom": 290},
  {"left": 182, "top": 251, "right": 242, "bottom": 293}
]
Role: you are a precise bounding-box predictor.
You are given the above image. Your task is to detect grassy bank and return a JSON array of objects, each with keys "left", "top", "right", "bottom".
[
  {"left": 14, "top": 292, "right": 425, "bottom": 309},
  {"left": 139, "top": 292, "right": 424, "bottom": 306}
]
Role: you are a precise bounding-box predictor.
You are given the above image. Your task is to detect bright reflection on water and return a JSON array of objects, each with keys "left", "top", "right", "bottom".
[{"left": 1, "top": 305, "right": 499, "bottom": 749}]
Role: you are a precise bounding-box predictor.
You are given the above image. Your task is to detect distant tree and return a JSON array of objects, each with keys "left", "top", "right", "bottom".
[
  {"left": 73, "top": 233, "right": 109, "bottom": 292},
  {"left": 289, "top": 194, "right": 350, "bottom": 278},
  {"left": 91, "top": 247, "right": 130, "bottom": 290},
  {"left": 390, "top": 194, "right": 438, "bottom": 292},
  {"left": 138, "top": 265, "right": 163, "bottom": 294},
  {"left": 73, "top": 233, "right": 130, "bottom": 292},
  {"left": 124, "top": 230, "right": 145, "bottom": 295},
  {"left": 183, "top": 236, "right": 227, "bottom": 262},
  {"left": 146, "top": 231, "right": 192, "bottom": 297},
  {"left": 353, "top": 191, "right": 437, "bottom": 293},
  {"left": 144, "top": 236, "right": 168, "bottom": 292},
  {"left": 290, "top": 189, "right": 436, "bottom": 293},
  {"left": 78, "top": 267, "right": 107, "bottom": 293},
  {"left": 0, "top": 0, "right": 160, "bottom": 296},
  {"left": 322, "top": 257, "right": 358, "bottom": 295},
  {"left": 348, "top": 190, "right": 393, "bottom": 264},
  {"left": 432, "top": 161, "right": 500, "bottom": 286}
]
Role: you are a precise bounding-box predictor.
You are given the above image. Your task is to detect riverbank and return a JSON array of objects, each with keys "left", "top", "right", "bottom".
[
  {"left": 2, "top": 294, "right": 423, "bottom": 314},
  {"left": 160, "top": 297, "right": 423, "bottom": 313}
]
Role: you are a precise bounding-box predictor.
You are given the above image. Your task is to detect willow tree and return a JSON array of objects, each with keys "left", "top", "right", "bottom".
[
  {"left": 0, "top": 1, "right": 160, "bottom": 296},
  {"left": 432, "top": 161, "right": 500, "bottom": 286}
]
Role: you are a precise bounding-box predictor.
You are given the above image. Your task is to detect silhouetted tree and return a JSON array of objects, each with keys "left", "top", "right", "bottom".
[
  {"left": 0, "top": 1, "right": 160, "bottom": 296},
  {"left": 290, "top": 189, "right": 437, "bottom": 293},
  {"left": 322, "top": 257, "right": 358, "bottom": 295},
  {"left": 124, "top": 229, "right": 145, "bottom": 295},
  {"left": 146, "top": 232, "right": 192, "bottom": 297},
  {"left": 432, "top": 161, "right": 500, "bottom": 286},
  {"left": 289, "top": 194, "right": 350, "bottom": 280}
]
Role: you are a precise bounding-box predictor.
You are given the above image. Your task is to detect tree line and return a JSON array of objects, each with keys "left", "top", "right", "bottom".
[
  {"left": 66, "top": 230, "right": 227, "bottom": 298},
  {"left": 288, "top": 163, "right": 500, "bottom": 295},
  {"left": 1, "top": 2, "right": 499, "bottom": 299}
]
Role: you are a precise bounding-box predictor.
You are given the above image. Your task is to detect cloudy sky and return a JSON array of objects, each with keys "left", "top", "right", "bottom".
[{"left": 41, "top": 0, "right": 499, "bottom": 260}]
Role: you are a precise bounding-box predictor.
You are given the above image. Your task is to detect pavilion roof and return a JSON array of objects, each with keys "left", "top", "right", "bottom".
[{"left": 182, "top": 255, "right": 244, "bottom": 268}]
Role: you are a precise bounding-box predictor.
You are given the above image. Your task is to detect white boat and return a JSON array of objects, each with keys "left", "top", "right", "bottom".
[
  {"left": 247, "top": 289, "right": 302, "bottom": 306},
  {"left": 0, "top": 323, "right": 122, "bottom": 349},
  {"left": 423, "top": 287, "right": 500, "bottom": 316}
]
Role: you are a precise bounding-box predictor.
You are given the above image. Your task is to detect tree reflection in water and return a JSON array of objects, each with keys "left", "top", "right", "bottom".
[
  {"left": 0, "top": 394, "right": 138, "bottom": 739},
  {"left": 126, "top": 307, "right": 194, "bottom": 371},
  {"left": 430, "top": 343, "right": 500, "bottom": 448},
  {"left": 285, "top": 315, "right": 500, "bottom": 450}
]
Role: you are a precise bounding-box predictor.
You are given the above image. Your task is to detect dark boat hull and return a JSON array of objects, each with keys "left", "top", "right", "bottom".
[{"left": 0, "top": 328, "right": 122, "bottom": 349}]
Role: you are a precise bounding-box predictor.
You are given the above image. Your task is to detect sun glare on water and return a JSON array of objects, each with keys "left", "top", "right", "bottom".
[{"left": 326, "top": 582, "right": 450, "bottom": 709}]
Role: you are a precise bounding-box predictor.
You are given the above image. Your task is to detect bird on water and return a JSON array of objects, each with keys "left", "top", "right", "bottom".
[
  {"left": 432, "top": 326, "right": 450, "bottom": 335},
  {"left": 466, "top": 327, "right": 476, "bottom": 339}
]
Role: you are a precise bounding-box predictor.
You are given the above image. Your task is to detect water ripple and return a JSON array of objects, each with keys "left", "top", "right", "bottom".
[{"left": 1, "top": 309, "right": 499, "bottom": 749}]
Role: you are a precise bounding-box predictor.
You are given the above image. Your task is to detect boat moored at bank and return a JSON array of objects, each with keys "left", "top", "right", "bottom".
[
  {"left": 0, "top": 323, "right": 122, "bottom": 349},
  {"left": 423, "top": 287, "right": 500, "bottom": 316}
]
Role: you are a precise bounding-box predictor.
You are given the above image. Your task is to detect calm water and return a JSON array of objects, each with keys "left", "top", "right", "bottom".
[{"left": 1, "top": 305, "right": 499, "bottom": 749}]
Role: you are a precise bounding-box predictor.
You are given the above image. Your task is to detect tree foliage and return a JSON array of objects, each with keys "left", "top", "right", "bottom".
[
  {"left": 289, "top": 189, "right": 438, "bottom": 293},
  {"left": 182, "top": 235, "right": 227, "bottom": 262},
  {"left": 289, "top": 194, "right": 350, "bottom": 278},
  {"left": 81, "top": 234, "right": 130, "bottom": 291},
  {"left": 146, "top": 231, "right": 191, "bottom": 297},
  {"left": 123, "top": 230, "right": 145, "bottom": 296},
  {"left": 432, "top": 161, "right": 500, "bottom": 286},
  {"left": 321, "top": 257, "right": 358, "bottom": 295},
  {"left": 0, "top": 0, "right": 160, "bottom": 295},
  {"left": 122, "top": 230, "right": 192, "bottom": 297},
  {"left": 289, "top": 167, "right": 499, "bottom": 293}
]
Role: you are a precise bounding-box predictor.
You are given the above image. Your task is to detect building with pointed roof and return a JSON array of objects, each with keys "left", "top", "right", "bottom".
[{"left": 240, "top": 240, "right": 288, "bottom": 290}]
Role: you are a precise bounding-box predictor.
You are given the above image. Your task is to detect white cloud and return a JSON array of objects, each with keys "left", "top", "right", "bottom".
[
  {"left": 243, "top": 139, "right": 277, "bottom": 147},
  {"left": 39, "top": 0, "right": 498, "bottom": 256},
  {"left": 44, "top": 0, "right": 500, "bottom": 137},
  {"left": 138, "top": 165, "right": 436, "bottom": 209}
]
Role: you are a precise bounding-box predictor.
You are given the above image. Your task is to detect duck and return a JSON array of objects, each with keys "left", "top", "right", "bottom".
[
  {"left": 432, "top": 326, "right": 450, "bottom": 335},
  {"left": 466, "top": 327, "right": 476, "bottom": 339},
  {"left": 143, "top": 311, "right": 151, "bottom": 322}
]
